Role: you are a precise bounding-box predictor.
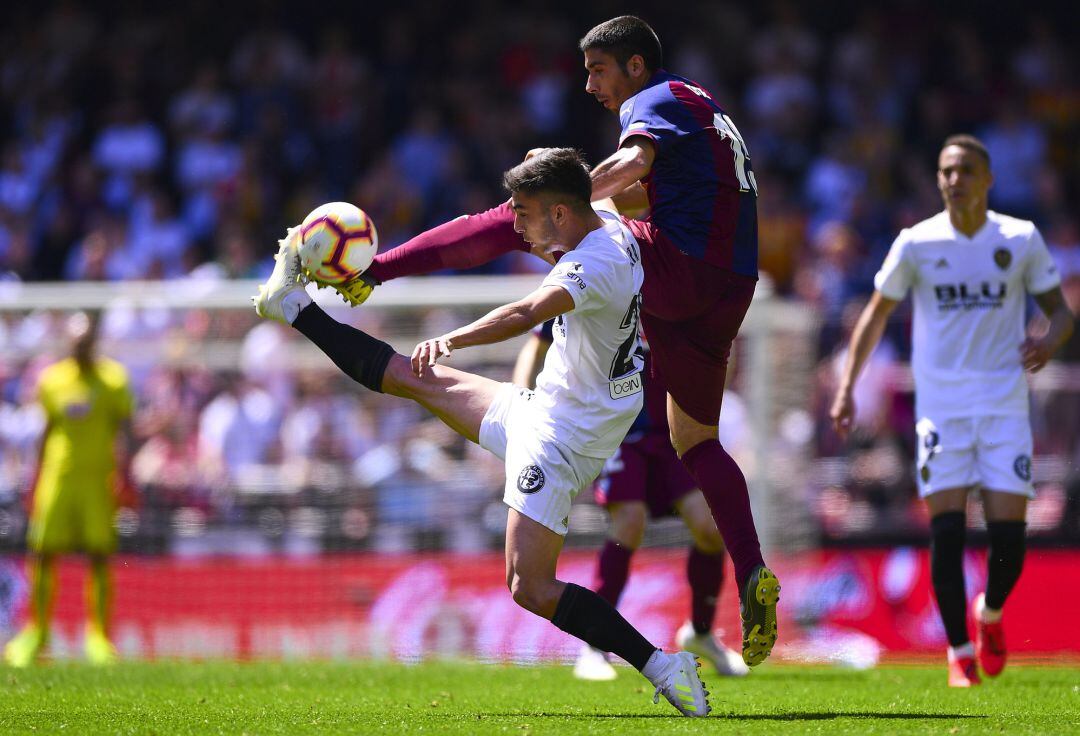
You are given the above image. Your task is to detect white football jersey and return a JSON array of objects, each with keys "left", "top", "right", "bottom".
[
  {"left": 875, "top": 210, "right": 1061, "bottom": 419},
  {"left": 532, "top": 211, "right": 645, "bottom": 458}
]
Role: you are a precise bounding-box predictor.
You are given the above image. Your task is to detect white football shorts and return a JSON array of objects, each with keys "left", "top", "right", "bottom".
[
  {"left": 479, "top": 383, "right": 606, "bottom": 536},
  {"left": 915, "top": 415, "right": 1034, "bottom": 498}
]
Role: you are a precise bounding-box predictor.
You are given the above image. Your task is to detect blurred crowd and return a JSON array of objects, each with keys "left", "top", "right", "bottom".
[
  {"left": 1, "top": 1, "right": 1079, "bottom": 549},
  {"left": 0, "top": 308, "right": 513, "bottom": 554}
]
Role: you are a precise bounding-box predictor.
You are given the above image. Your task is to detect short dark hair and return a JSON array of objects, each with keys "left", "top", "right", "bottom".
[
  {"left": 942, "top": 134, "right": 991, "bottom": 168},
  {"left": 503, "top": 148, "right": 592, "bottom": 210},
  {"left": 579, "top": 16, "right": 662, "bottom": 72}
]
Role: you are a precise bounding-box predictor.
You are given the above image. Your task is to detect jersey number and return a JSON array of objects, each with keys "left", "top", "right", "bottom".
[
  {"left": 609, "top": 294, "right": 642, "bottom": 380},
  {"left": 712, "top": 113, "right": 758, "bottom": 195}
]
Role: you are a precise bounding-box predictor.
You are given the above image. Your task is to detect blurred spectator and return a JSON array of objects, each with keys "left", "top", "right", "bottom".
[
  {"left": 197, "top": 375, "right": 282, "bottom": 486},
  {"left": 979, "top": 101, "right": 1047, "bottom": 220},
  {"left": 92, "top": 99, "right": 165, "bottom": 210}
]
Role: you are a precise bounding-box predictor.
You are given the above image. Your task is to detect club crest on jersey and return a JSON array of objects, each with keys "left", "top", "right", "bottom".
[
  {"left": 1013, "top": 455, "right": 1032, "bottom": 482},
  {"left": 517, "top": 465, "right": 546, "bottom": 494},
  {"left": 994, "top": 247, "right": 1012, "bottom": 270}
]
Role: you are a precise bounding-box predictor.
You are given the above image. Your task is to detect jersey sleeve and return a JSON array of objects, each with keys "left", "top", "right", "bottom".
[
  {"left": 540, "top": 249, "right": 612, "bottom": 314},
  {"left": 874, "top": 230, "right": 916, "bottom": 300},
  {"left": 1023, "top": 226, "right": 1062, "bottom": 295},
  {"left": 619, "top": 84, "right": 688, "bottom": 153}
]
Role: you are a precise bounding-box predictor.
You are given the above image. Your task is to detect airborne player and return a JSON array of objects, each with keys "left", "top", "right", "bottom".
[
  {"left": 831, "top": 135, "right": 1074, "bottom": 686},
  {"left": 305, "top": 16, "right": 780, "bottom": 668}
]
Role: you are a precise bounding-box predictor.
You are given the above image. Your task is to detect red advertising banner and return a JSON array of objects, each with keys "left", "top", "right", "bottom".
[{"left": 1, "top": 549, "right": 1076, "bottom": 662}]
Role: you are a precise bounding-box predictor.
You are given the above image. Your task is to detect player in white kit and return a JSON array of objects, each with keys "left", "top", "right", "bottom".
[
  {"left": 253, "top": 149, "right": 710, "bottom": 716},
  {"left": 831, "top": 135, "right": 1074, "bottom": 687}
]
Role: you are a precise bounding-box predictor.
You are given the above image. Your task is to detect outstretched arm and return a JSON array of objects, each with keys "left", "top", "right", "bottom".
[
  {"left": 1022, "top": 286, "right": 1075, "bottom": 372},
  {"left": 830, "top": 291, "right": 900, "bottom": 437},
  {"left": 589, "top": 138, "right": 656, "bottom": 201},
  {"left": 412, "top": 286, "right": 574, "bottom": 376}
]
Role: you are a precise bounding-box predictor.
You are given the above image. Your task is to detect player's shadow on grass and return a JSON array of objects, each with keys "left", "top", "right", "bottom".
[
  {"left": 502, "top": 712, "right": 987, "bottom": 721},
  {"left": 724, "top": 712, "right": 987, "bottom": 721}
]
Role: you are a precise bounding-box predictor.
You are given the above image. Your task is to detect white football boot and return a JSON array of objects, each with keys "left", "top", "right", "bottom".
[
  {"left": 650, "top": 651, "right": 711, "bottom": 718},
  {"left": 573, "top": 645, "right": 618, "bottom": 681},
  {"left": 253, "top": 227, "right": 312, "bottom": 325},
  {"left": 676, "top": 621, "right": 750, "bottom": 677}
]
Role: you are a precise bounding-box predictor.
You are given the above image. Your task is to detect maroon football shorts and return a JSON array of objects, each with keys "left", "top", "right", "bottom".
[
  {"left": 623, "top": 219, "right": 757, "bottom": 426},
  {"left": 594, "top": 432, "right": 698, "bottom": 518}
]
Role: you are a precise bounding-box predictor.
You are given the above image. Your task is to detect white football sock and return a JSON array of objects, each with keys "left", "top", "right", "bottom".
[
  {"left": 640, "top": 648, "right": 668, "bottom": 685},
  {"left": 948, "top": 642, "right": 975, "bottom": 661},
  {"left": 282, "top": 289, "right": 313, "bottom": 324}
]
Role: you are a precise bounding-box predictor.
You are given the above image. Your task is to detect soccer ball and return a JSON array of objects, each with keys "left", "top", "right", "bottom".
[{"left": 297, "top": 202, "right": 378, "bottom": 284}]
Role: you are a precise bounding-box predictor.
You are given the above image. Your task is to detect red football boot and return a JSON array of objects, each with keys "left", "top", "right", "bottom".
[
  {"left": 974, "top": 593, "right": 1006, "bottom": 677},
  {"left": 947, "top": 647, "right": 982, "bottom": 688}
]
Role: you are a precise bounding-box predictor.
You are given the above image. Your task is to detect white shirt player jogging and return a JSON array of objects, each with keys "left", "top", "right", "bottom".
[
  {"left": 875, "top": 210, "right": 1061, "bottom": 420},
  {"left": 532, "top": 210, "right": 646, "bottom": 459}
]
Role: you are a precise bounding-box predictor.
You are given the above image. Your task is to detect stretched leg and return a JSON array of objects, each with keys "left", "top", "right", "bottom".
[
  {"left": 674, "top": 491, "right": 725, "bottom": 634},
  {"left": 507, "top": 507, "right": 709, "bottom": 717},
  {"left": 672, "top": 491, "right": 748, "bottom": 676},
  {"left": 925, "top": 488, "right": 971, "bottom": 648},
  {"left": 668, "top": 398, "right": 778, "bottom": 668},
  {"left": 925, "top": 487, "right": 980, "bottom": 686},
  {"left": 3, "top": 553, "right": 54, "bottom": 667},
  {"left": 30, "top": 554, "right": 55, "bottom": 637},
  {"left": 980, "top": 490, "right": 1027, "bottom": 610},
  {"left": 85, "top": 554, "right": 117, "bottom": 664},
  {"left": 366, "top": 201, "right": 527, "bottom": 284},
  {"left": 574, "top": 502, "right": 646, "bottom": 680},
  {"left": 974, "top": 489, "right": 1027, "bottom": 677},
  {"left": 668, "top": 403, "right": 762, "bottom": 587},
  {"left": 593, "top": 502, "right": 647, "bottom": 607},
  {"left": 292, "top": 303, "right": 501, "bottom": 441},
  {"left": 86, "top": 555, "right": 112, "bottom": 635}
]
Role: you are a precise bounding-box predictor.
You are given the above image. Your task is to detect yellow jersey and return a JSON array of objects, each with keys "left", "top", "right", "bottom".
[{"left": 34, "top": 356, "right": 133, "bottom": 499}]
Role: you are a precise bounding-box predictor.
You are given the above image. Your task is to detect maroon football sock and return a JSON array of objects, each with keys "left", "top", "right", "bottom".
[
  {"left": 687, "top": 547, "right": 724, "bottom": 635},
  {"left": 680, "top": 439, "right": 765, "bottom": 589},
  {"left": 365, "top": 201, "right": 527, "bottom": 284},
  {"left": 594, "top": 539, "right": 634, "bottom": 607}
]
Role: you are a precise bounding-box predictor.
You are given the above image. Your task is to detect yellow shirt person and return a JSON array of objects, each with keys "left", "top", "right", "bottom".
[
  {"left": 28, "top": 356, "right": 133, "bottom": 555},
  {"left": 5, "top": 312, "right": 134, "bottom": 667}
]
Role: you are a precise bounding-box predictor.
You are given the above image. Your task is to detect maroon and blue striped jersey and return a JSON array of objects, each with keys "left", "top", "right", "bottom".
[{"left": 618, "top": 71, "right": 758, "bottom": 276}]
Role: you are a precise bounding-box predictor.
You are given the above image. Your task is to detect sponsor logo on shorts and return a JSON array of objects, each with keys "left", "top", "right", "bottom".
[
  {"left": 517, "top": 465, "right": 546, "bottom": 494},
  {"left": 1013, "top": 455, "right": 1032, "bottom": 482},
  {"left": 608, "top": 372, "right": 643, "bottom": 400}
]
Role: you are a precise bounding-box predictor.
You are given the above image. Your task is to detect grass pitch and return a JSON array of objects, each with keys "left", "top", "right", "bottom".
[{"left": 1, "top": 660, "right": 1077, "bottom": 735}]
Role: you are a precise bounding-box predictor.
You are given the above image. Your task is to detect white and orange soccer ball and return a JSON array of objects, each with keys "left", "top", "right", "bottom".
[{"left": 297, "top": 202, "right": 378, "bottom": 284}]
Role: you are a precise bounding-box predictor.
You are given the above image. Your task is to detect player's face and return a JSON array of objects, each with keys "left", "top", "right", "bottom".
[
  {"left": 937, "top": 146, "right": 993, "bottom": 214},
  {"left": 584, "top": 49, "right": 638, "bottom": 112},
  {"left": 511, "top": 192, "right": 561, "bottom": 254}
]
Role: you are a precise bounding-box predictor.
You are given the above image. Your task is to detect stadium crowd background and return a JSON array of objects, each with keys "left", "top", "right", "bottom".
[{"left": 1, "top": 0, "right": 1078, "bottom": 554}]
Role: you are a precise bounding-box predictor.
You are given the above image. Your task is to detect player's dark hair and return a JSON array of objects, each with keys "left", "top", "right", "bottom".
[
  {"left": 579, "top": 16, "right": 663, "bottom": 73},
  {"left": 942, "top": 134, "right": 991, "bottom": 168},
  {"left": 503, "top": 148, "right": 592, "bottom": 211}
]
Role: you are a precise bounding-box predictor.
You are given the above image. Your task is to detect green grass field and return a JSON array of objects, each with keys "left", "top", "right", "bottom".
[{"left": 2, "top": 661, "right": 1077, "bottom": 735}]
